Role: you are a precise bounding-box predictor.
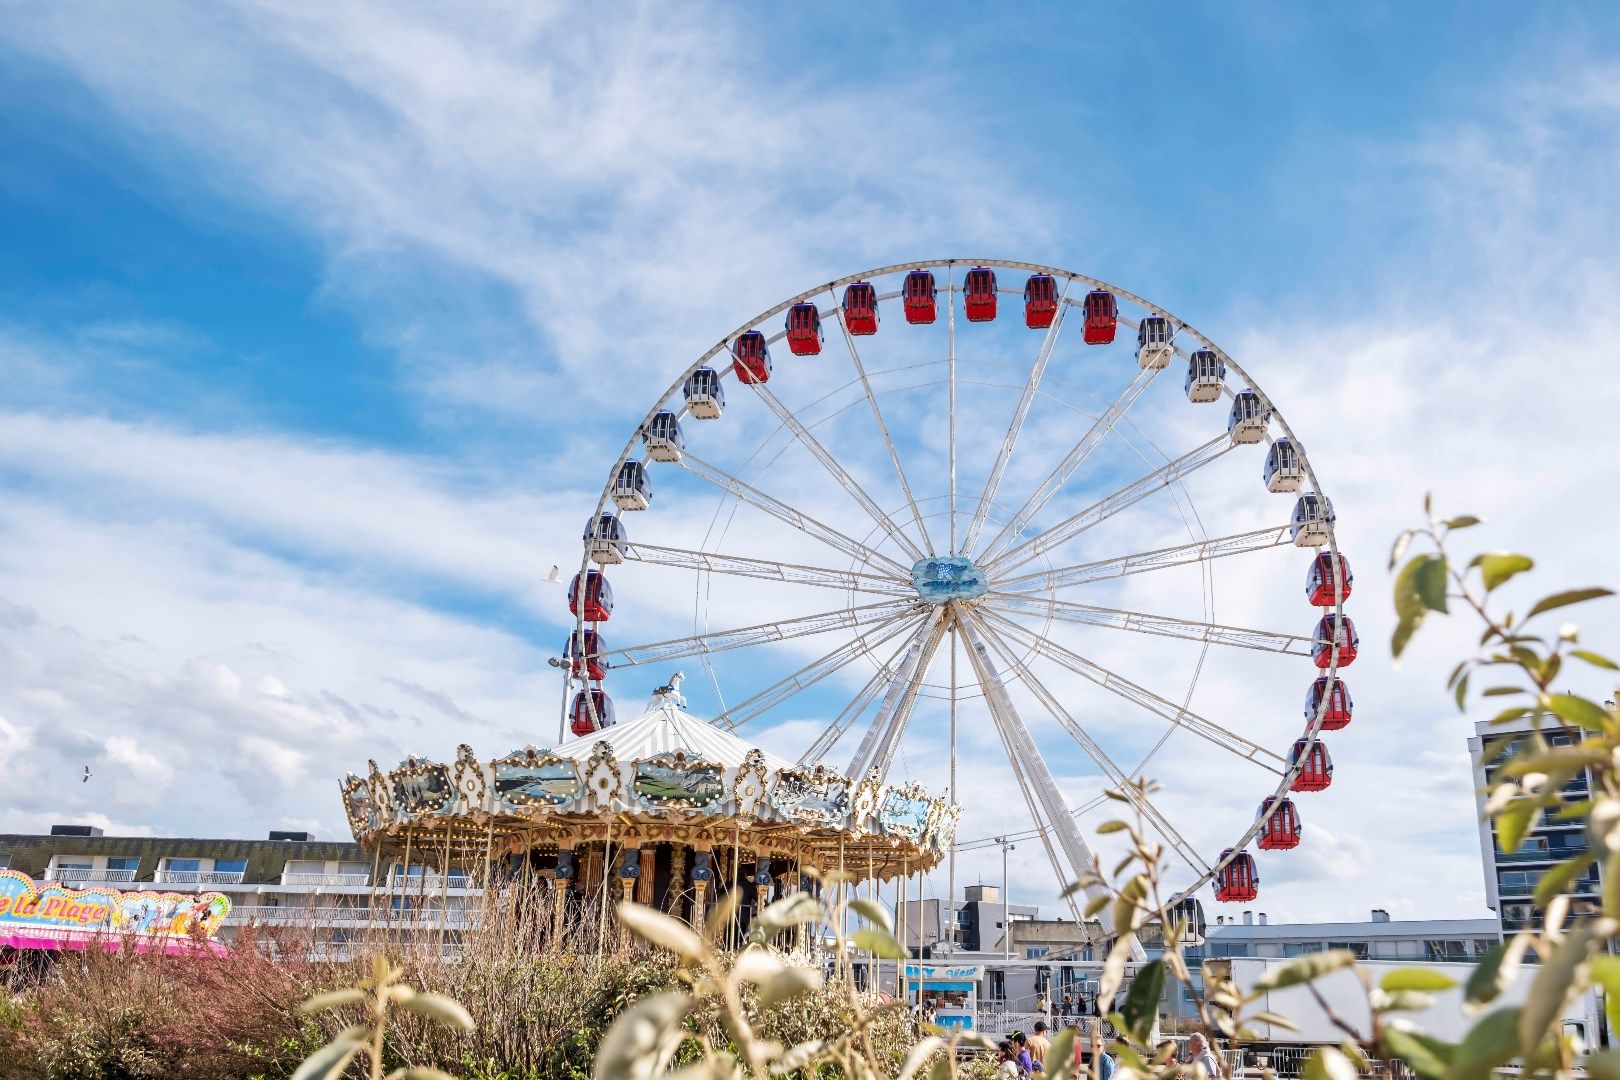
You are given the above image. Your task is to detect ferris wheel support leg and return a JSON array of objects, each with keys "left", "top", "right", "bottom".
[
  {"left": 957, "top": 611, "right": 1146, "bottom": 961},
  {"left": 845, "top": 611, "right": 949, "bottom": 781}
]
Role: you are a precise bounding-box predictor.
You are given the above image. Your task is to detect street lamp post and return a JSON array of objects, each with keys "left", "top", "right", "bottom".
[{"left": 995, "top": 836, "right": 1015, "bottom": 961}]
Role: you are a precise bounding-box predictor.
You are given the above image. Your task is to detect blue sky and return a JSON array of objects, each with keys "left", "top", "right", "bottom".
[{"left": 2, "top": 2, "right": 1619, "bottom": 923}]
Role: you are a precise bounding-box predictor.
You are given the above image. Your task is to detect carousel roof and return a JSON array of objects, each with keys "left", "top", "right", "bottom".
[{"left": 551, "top": 698, "right": 793, "bottom": 773}]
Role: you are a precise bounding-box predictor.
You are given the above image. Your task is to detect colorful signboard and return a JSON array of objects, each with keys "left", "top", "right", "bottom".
[{"left": 0, "top": 870, "right": 230, "bottom": 952}]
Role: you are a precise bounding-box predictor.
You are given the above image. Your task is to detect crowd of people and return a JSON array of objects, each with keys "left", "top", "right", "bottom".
[{"left": 992, "top": 1022, "right": 1228, "bottom": 1079}]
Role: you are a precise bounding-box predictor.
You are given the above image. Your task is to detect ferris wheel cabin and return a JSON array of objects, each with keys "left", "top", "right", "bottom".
[
  {"left": 1290, "top": 493, "right": 1334, "bottom": 547},
  {"left": 1289, "top": 738, "right": 1334, "bottom": 792},
  {"left": 1306, "top": 677, "right": 1353, "bottom": 730},
  {"left": 1215, "top": 849, "right": 1259, "bottom": 902},
  {"left": 1311, "top": 614, "right": 1359, "bottom": 668},
  {"left": 1186, "top": 349, "right": 1226, "bottom": 403},
  {"left": 964, "top": 266, "right": 998, "bottom": 322},
  {"left": 1228, "top": 389, "right": 1269, "bottom": 444},
  {"left": 1023, "top": 274, "right": 1058, "bottom": 329},
  {"left": 1307, "top": 553, "right": 1354, "bottom": 606},
  {"left": 642, "top": 411, "right": 685, "bottom": 463},
  {"left": 612, "top": 460, "right": 651, "bottom": 511},
  {"left": 786, "top": 303, "right": 823, "bottom": 356},
  {"left": 1256, "top": 797, "right": 1302, "bottom": 850},
  {"left": 568, "top": 569, "right": 614, "bottom": 623},
  {"left": 732, "top": 331, "right": 772, "bottom": 384},
  {"left": 586, "top": 512, "right": 627, "bottom": 565},
  {"left": 569, "top": 688, "right": 617, "bottom": 737},
  {"left": 1172, "top": 896, "right": 1208, "bottom": 945},
  {"left": 842, "top": 282, "right": 879, "bottom": 335},
  {"left": 1136, "top": 316, "right": 1174, "bottom": 369},
  {"left": 903, "top": 269, "right": 938, "bottom": 324},
  {"left": 564, "top": 627, "right": 608, "bottom": 682},
  {"left": 683, "top": 367, "right": 725, "bottom": 419},
  {"left": 1082, "top": 288, "right": 1118, "bottom": 344},
  {"left": 1265, "top": 438, "right": 1304, "bottom": 493}
]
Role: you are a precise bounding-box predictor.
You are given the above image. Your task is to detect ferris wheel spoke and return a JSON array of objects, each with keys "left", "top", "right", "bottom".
[
  {"left": 623, "top": 541, "right": 911, "bottom": 599},
  {"left": 969, "top": 620, "right": 1214, "bottom": 878},
  {"left": 947, "top": 269, "right": 959, "bottom": 553},
  {"left": 845, "top": 612, "right": 950, "bottom": 781},
  {"left": 746, "top": 382, "right": 927, "bottom": 563},
  {"left": 983, "top": 433, "right": 1233, "bottom": 577},
  {"left": 958, "top": 278, "right": 1073, "bottom": 556},
  {"left": 979, "top": 609, "right": 1284, "bottom": 772},
  {"left": 973, "top": 365, "right": 1162, "bottom": 565},
  {"left": 995, "top": 523, "right": 1295, "bottom": 595},
  {"left": 600, "top": 597, "right": 920, "bottom": 667},
  {"left": 714, "top": 610, "right": 925, "bottom": 731},
  {"left": 680, "top": 449, "right": 910, "bottom": 576},
  {"left": 986, "top": 594, "right": 1313, "bottom": 656},
  {"left": 957, "top": 611, "right": 1115, "bottom": 932},
  {"left": 796, "top": 628, "right": 924, "bottom": 765},
  {"left": 829, "top": 298, "right": 935, "bottom": 557}
]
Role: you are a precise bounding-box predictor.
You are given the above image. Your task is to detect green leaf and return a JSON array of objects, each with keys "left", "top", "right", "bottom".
[
  {"left": 1475, "top": 553, "right": 1534, "bottom": 592},
  {"left": 1392, "top": 614, "right": 1421, "bottom": 662},
  {"left": 1394, "top": 555, "right": 1432, "bottom": 621},
  {"left": 1303, "top": 1046, "right": 1358, "bottom": 1080},
  {"left": 1587, "top": 1051, "right": 1620, "bottom": 1080},
  {"left": 1389, "top": 529, "right": 1417, "bottom": 571},
  {"left": 1546, "top": 693, "right": 1610, "bottom": 732},
  {"left": 1448, "top": 1006, "right": 1520, "bottom": 1080},
  {"left": 1519, "top": 921, "right": 1595, "bottom": 1060},
  {"left": 386, "top": 1070, "right": 459, "bottom": 1080},
  {"left": 1380, "top": 968, "right": 1457, "bottom": 992},
  {"left": 1381, "top": 1024, "right": 1455, "bottom": 1080},
  {"left": 849, "top": 896, "right": 892, "bottom": 933},
  {"left": 1590, "top": 956, "right": 1620, "bottom": 1037},
  {"left": 852, "top": 928, "right": 907, "bottom": 960},
  {"left": 592, "top": 991, "right": 692, "bottom": 1080},
  {"left": 1251, "top": 949, "right": 1359, "bottom": 991},
  {"left": 1371, "top": 988, "right": 1436, "bottom": 1013},
  {"left": 1533, "top": 852, "right": 1599, "bottom": 908},
  {"left": 291, "top": 1036, "right": 365, "bottom": 1080},
  {"left": 1096, "top": 820, "right": 1129, "bottom": 834},
  {"left": 398, "top": 992, "right": 475, "bottom": 1032},
  {"left": 1572, "top": 649, "right": 1620, "bottom": 671},
  {"left": 1414, "top": 556, "right": 1450, "bottom": 613},
  {"left": 758, "top": 965, "right": 823, "bottom": 1007},
  {"left": 1442, "top": 515, "right": 1482, "bottom": 530},
  {"left": 1120, "top": 959, "right": 1165, "bottom": 1042},
  {"left": 754, "top": 892, "right": 822, "bottom": 933},
  {"left": 298, "top": 988, "right": 367, "bottom": 1014},
  {"left": 896, "top": 1036, "right": 945, "bottom": 1080},
  {"left": 1464, "top": 939, "right": 1522, "bottom": 1007},
  {"left": 1082, "top": 893, "right": 1109, "bottom": 918},
  {"left": 1494, "top": 801, "right": 1538, "bottom": 854},
  {"left": 1526, "top": 587, "right": 1614, "bottom": 619},
  {"left": 1043, "top": 1029, "right": 1078, "bottom": 1080},
  {"left": 616, "top": 902, "right": 707, "bottom": 960},
  {"left": 1480, "top": 686, "right": 1525, "bottom": 697}
]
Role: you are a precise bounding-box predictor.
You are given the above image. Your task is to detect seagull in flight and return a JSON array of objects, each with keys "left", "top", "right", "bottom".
[
  {"left": 545, "top": 565, "right": 562, "bottom": 584},
  {"left": 82, "top": 765, "right": 92, "bottom": 783}
]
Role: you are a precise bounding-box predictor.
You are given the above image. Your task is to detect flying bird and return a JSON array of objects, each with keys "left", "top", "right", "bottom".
[
  {"left": 545, "top": 565, "right": 562, "bottom": 584},
  {"left": 82, "top": 765, "right": 91, "bottom": 783}
]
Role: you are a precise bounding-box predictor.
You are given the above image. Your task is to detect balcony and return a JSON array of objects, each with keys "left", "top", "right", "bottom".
[
  {"left": 156, "top": 870, "right": 246, "bottom": 886},
  {"left": 385, "top": 872, "right": 474, "bottom": 892},
  {"left": 44, "top": 867, "right": 139, "bottom": 884},
  {"left": 1494, "top": 847, "right": 1585, "bottom": 864},
  {"left": 281, "top": 873, "right": 372, "bottom": 887}
]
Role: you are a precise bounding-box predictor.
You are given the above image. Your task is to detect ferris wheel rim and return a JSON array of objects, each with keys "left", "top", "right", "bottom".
[{"left": 570, "top": 257, "right": 1347, "bottom": 911}]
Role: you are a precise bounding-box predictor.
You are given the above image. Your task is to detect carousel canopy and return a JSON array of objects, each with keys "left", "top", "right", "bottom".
[{"left": 551, "top": 697, "right": 792, "bottom": 773}]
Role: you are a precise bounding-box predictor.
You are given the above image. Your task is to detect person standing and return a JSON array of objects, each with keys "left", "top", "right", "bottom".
[
  {"left": 996, "top": 1041, "right": 1022, "bottom": 1078},
  {"left": 1011, "top": 1032, "right": 1035, "bottom": 1076},
  {"left": 1188, "top": 1033, "right": 1224, "bottom": 1079},
  {"left": 1061, "top": 990, "right": 1075, "bottom": 1018},
  {"left": 1027, "top": 1022, "right": 1051, "bottom": 1071}
]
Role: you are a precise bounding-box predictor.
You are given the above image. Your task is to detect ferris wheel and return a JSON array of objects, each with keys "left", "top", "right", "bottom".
[{"left": 559, "top": 259, "right": 1352, "bottom": 928}]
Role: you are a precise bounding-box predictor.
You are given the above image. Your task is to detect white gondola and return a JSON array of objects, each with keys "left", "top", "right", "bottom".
[
  {"left": 683, "top": 367, "right": 725, "bottom": 419},
  {"left": 642, "top": 411, "right": 685, "bottom": 464},
  {"left": 1136, "top": 315, "right": 1175, "bottom": 370},
  {"left": 1290, "top": 492, "right": 1334, "bottom": 548},
  {"left": 1227, "top": 389, "right": 1269, "bottom": 444},
  {"left": 1185, "top": 349, "right": 1225, "bottom": 403},
  {"left": 612, "top": 460, "right": 651, "bottom": 512},
  {"left": 585, "top": 512, "right": 627, "bottom": 565},
  {"left": 1265, "top": 438, "right": 1304, "bottom": 493}
]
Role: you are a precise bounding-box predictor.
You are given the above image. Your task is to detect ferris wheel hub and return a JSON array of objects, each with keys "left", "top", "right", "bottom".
[{"left": 910, "top": 555, "right": 989, "bottom": 605}]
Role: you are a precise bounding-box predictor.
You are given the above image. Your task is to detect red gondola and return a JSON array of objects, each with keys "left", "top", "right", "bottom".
[
  {"left": 786, "top": 303, "right": 823, "bottom": 356},
  {"left": 1289, "top": 738, "right": 1334, "bottom": 792},
  {"left": 903, "top": 270, "right": 937, "bottom": 324},
  {"left": 1311, "top": 614, "right": 1359, "bottom": 669},
  {"left": 1306, "top": 553, "right": 1354, "bottom": 607},
  {"left": 563, "top": 627, "right": 607, "bottom": 681},
  {"left": 569, "top": 688, "right": 617, "bottom": 738},
  {"left": 1082, "top": 289, "right": 1118, "bottom": 344},
  {"left": 842, "top": 282, "right": 879, "bottom": 335},
  {"left": 732, "top": 331, "right": 771, "bottom": 384},
  {"left": 964, "top": 266, "right": 998, "bottom": 322},
  {"left": 568, "top": 570, "right": 613, "bottom": 623},
  {"left": 1024, "top": 274, "right": 1058, "bottom": 329},
  {"left": 1215, "top": 849, "right": 1259, "bottom": 902},
  {"left": 1305, "top": 677, "right": 1353, "bottom": 730},
  {"left": 1256, "top": 798, "right": 1302, "bottom": 850}
]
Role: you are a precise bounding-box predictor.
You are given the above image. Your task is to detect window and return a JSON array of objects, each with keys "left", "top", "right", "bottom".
[
  {"left": 1209, "top": 943, "right": 1250, "bottom": 958},
  {"left": 55, "top": 859, "right": 92, "bottom": 870},
  {"left": 1282, "top": 942, "right": 1325, "bottom": 957},
  {"left": 1426, "top": 940, "right": 1470, "bottom": 961},
  {"left": 1026, "top": 947, "right": 1050, "bottom": 959},
  {"left": 106, "top": 857, "right": 139, "bottom": 871},
  {"left": 1474, "top": 939, "right": 1496, "bottom": 957},
  {"left": 167, "top": 858, "right": 201, "bottom": 872},
  {"left": 1328, "top": 941, "right": 1370, "bottom": 959},
  {"left": 215, "top": 859, "right": 247, "bottom": 875}
]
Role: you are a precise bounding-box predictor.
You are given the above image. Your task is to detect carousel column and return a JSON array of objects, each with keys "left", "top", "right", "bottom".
[
  {"left": 553, "top": 849, "right": 576, "bottom": 937},
  {"left": 618, "top": 845, "right": 641, "bottom": 908},
  {"left": 690, "top": 849, "right": 714, "bottom": 929},
  {"left": 665, "top": 846, "right": 688, "bottom": 916},
  {"left": 637, "top": 847, "right": 657, "bottom": 907}
]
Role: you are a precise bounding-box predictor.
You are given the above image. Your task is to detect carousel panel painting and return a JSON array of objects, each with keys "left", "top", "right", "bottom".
[
  {"left": 494, "top": 758, "right": 582, "bottom": 809},
  {"left": 391, "top": 761, "right": 454, "bottom": 816},
  {"left": 342, "top": 778, "right": 377, "bottom": 833},
  {"left": 770, "top": 769, "right": 851, "bottom": 826},
  {"left": 634, "top": 752, "right": 724, "bottom": 809},
  {"left": 879, "top": 789, "right": 929, "bottom": 841}
]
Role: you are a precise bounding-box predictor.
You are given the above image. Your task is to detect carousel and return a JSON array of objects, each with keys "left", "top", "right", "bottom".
[{"left": 339, "top": 677, "right": 959, "bottom": 938}]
